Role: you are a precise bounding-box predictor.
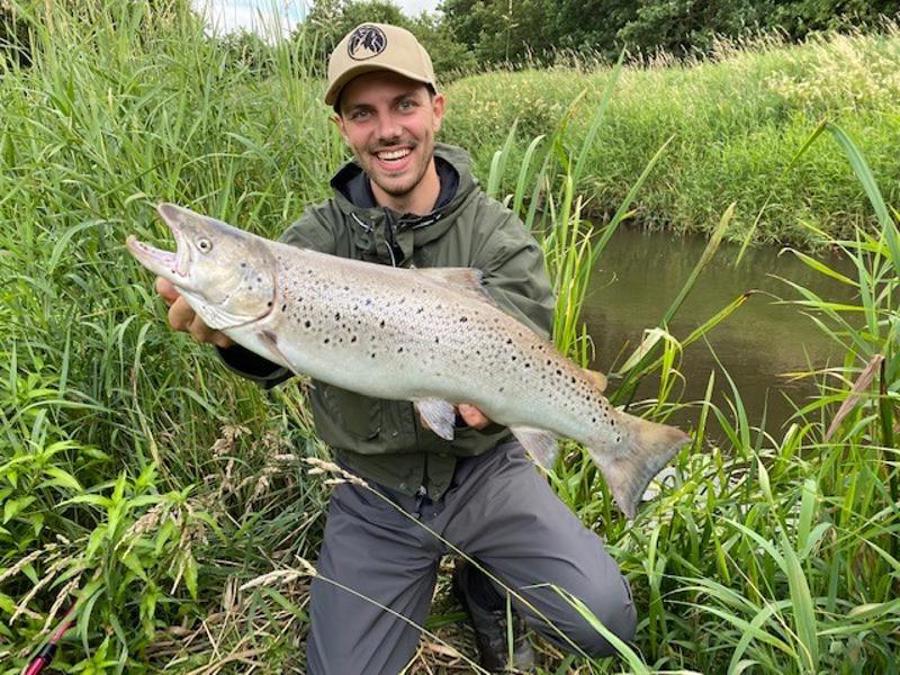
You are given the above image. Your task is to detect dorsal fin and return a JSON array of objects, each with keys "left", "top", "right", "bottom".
[{"left": 412, "top": 267, "right": 499, "bottom": 307}]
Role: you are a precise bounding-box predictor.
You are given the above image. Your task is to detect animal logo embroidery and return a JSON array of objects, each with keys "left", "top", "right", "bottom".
[{"left": 347, "top": 25, "right": 387, "bottom": 61}]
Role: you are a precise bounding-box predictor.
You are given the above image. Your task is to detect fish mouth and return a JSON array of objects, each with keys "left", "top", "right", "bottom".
[{"left": 125, "top": 208, "right": 193, "bottom": 287}]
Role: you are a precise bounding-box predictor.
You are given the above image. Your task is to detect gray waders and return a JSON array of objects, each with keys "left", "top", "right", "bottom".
[{"left": 306, "top": 441, "right": 637, "bottom": 674}]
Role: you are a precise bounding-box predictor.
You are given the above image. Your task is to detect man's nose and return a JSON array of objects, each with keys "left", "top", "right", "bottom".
[{"left": 376, "top": 112, "right": 402, "bottom": 141}]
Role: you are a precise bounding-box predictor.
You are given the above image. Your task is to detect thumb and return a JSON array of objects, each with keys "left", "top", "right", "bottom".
[{"left": 155, "top": 276, "right": 180, "bottom": 305}]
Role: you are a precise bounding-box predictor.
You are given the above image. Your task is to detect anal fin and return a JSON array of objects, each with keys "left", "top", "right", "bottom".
[{"left": 511, "top": 427, "right": 559, "bottom": 470}]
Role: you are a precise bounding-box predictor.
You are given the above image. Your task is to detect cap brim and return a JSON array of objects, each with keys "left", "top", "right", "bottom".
[{"left": 325, "top": 64, "right": 434, "bottom": 107}]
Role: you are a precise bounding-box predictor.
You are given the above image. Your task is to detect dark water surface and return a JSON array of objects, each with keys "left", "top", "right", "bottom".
[{"left": 581, "top": 227, "right": 855, "bottom": 434}]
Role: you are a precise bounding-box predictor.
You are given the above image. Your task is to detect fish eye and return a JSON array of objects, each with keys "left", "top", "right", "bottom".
[{"left": 197, "top": 238, "right": 213, "bottom": 253}]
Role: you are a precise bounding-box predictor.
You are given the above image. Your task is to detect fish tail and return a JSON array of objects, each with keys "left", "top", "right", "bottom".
[{"left": 587, "top": 412, "right": 691, "bottom": 519}]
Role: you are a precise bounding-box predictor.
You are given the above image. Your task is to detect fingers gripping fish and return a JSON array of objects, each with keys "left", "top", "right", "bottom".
[{"left": 127, "top": 203, "right": 691, "bottom": 518}]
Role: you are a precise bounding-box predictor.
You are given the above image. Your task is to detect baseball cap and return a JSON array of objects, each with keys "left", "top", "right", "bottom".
[{"left": 325, "top": 23, "right": 438, "bottom": 107}]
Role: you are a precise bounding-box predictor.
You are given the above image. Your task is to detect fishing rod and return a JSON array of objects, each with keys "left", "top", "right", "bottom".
[{"left": 24, "top": 606, "right": 76, "bottom": 675}]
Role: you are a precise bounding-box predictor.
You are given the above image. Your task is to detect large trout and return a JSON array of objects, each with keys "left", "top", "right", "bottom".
[{"left": 127, "top": 203, "right": 690, "bottom": 517}]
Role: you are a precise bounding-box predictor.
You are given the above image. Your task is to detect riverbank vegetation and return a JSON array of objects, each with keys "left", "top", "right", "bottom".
[
  {"left": 0, "top": 2, "right": 897, "bottom": 673},
  {"left": 443, "top": 26, "right": 900, "bottom": 246}
]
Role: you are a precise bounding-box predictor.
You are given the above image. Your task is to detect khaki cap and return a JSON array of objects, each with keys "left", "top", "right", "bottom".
[{"left": 325, "top": 23, "right": 437, "bottom": 107}]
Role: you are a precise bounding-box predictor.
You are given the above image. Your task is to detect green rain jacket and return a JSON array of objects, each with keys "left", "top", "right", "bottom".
[{"left": 220, "top": 143, "right": 555, "bottom": 499}]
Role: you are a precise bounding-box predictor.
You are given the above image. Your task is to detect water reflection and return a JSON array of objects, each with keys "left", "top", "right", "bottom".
[{"left": 582, "top": 227, "right": 855, "bottom": 434}]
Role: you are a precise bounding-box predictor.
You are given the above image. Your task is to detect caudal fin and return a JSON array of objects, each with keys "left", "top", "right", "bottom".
[{"left": 587, "top": 413, "right": 691, "bottom": 519}]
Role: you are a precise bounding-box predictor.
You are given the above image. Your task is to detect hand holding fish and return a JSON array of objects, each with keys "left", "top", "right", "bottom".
[
  {"left": 456, "top": 403, "right": 490, "bottom": 429},
  {"left": 155, "top": 277, "right": 234, "bottom": 349}
]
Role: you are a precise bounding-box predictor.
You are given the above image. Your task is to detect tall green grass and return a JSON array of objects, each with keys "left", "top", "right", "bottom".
[{"left": 0, "top": 2, "right": 897, "bottom": 673}]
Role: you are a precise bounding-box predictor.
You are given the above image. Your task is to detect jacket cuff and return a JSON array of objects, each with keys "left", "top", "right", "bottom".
[{"left": 216, "top": 344, "right": 292, "bottom": 389}]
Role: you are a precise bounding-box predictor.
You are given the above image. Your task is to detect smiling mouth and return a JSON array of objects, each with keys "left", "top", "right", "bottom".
[
  {"left": 372, "top": 144, "right": 416, "bottom": 170},
  {"left": 376, "top": 147, "right": 412, "bottom": 161}
]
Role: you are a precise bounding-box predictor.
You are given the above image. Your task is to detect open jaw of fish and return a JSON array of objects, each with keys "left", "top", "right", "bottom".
[{"left": 127, "top": 203, "right": 692, "bottom": 518}]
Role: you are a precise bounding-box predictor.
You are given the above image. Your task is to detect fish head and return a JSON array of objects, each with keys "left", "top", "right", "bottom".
[{"left": 126, "top": 203, "right": 277, "bottom": 330}]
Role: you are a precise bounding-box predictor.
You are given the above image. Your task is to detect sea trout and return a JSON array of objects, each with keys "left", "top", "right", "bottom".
[{"left": 127, "top": 203, "right": 691, "bottom": 517}]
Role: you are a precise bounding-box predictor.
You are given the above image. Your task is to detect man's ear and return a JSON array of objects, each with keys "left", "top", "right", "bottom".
[
  {"left": 431, "top": 93, "right": 445, "bottom": 133},
  {"left": 331, "top": 114, "right": 348, "bottom": 142}
]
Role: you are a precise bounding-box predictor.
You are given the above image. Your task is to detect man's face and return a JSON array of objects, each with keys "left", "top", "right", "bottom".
[{"left": 335, "top": 71, "right": 444, "bottom": 201}]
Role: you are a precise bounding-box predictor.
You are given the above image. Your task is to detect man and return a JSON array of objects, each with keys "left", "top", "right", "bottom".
[{"left": 157, "top": 22, "right": 636, "bottom": 674}]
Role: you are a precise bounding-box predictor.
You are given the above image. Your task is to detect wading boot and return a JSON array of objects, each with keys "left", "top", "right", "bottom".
[{"left": 452, "top": 560, "right": 535, "bottom": 673}]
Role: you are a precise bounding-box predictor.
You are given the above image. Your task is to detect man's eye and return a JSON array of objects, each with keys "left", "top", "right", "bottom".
[
  {"left": 398, "top": 100, "right": 416, "bottom": 111},
  {"left": 350, "top": 110, "right": 369, "bottom": 120}
]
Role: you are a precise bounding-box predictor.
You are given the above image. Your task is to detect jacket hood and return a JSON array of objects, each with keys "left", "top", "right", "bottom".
[{"left": 329, "top": 143, "right": 480, "bottom": 249}]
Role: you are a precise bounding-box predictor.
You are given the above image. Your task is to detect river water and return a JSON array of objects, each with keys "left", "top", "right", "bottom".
[{"left": 581, "top": 227, "right": 855, "bottom": 435}]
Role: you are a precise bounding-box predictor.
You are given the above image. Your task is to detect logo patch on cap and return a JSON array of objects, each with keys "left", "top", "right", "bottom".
[{"left": 347, "top": 25, "right": 387, "bottom": 61}]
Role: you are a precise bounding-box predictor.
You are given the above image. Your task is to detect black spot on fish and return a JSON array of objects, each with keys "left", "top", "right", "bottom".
[
  {"left": 380, "top": 319, "right": 385, "bottom": 328},
  {"left": 506, "top": 338, "right": 513, "bottom": 345},
  {"left": 304, "top": 320, "right": 311, "bottom": 328},
  {"left": 324, "top": 338, "right": 330, "bottom": 344},
  {"left": 435, "top": 337, "right": 439, "bottom": 344},
  {"left": 351, "top": 336, "right": 357, "bottom": 343},
  {"left": 335, "top": 312, "right": 341, "bottom": 320},
  {"left": 281, "top": 304, "right": 287, "bottom": 312},
  {"left": 556, "top": 369, "right": 562, "bottom": 375},
  {"left": 459, "top": 316, "right": 468, "bottom": 322},
  {"left": 397, "top": 347, "right": 404, "bottom": 353},
  {"left": 267, "top": 301, "right": 272, "bottom": 307},
  {"left": 365, "top": 298, "right": 372, "bottom": 305},
  {"left": 370, "top": 353, "right": 376, "bottom": 358},
  {"left": 511, "top": 355, "right": 516, "bottom": 361}
]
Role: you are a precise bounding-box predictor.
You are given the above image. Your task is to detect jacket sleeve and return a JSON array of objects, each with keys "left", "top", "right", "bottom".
[
  {"left": 472, "top": 206, "right": 556, "bottom": 340},
  {"left": 217, "top": 208, "right": 338, "bottom": 387}
]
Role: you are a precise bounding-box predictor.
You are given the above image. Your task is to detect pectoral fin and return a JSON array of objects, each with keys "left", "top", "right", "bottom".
[
  {"left": 255, "top": 330, "right": 296, "bottom": 373},
  {"left": 415, "top": 399, "right": 457, "bottom": 440},
  {"left": 511, "top": 427, "right": 559, "bottom": 469}
]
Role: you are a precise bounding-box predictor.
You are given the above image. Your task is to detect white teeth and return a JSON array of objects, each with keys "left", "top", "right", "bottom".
[{"left": 377, "top": 148, "right": 411, "bottom": 161}]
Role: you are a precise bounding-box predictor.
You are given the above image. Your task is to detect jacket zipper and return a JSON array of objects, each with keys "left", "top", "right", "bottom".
[{"left": 383, "top": 208, "right": 401, "bottom": 267}]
